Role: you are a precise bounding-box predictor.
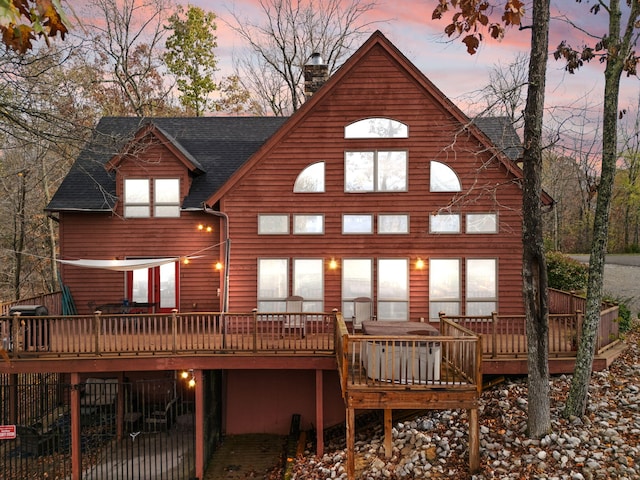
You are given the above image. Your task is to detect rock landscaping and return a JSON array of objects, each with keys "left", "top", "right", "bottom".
[{"left": 287, "top": 323, "right": 640, "bottom": 479}]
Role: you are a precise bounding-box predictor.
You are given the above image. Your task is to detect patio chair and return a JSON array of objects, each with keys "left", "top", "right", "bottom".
[
  {"left": 352, "top": 297, "right": 374, "bottom": 332},
  {"left": 144, "top": 395, "right": 178, "bottom": 432},
  {"left": 283, "top": 295, "right": 305, "bottom": 337}
]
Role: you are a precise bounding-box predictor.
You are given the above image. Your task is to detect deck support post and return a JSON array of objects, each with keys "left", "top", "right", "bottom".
[
  {"left": 468, "top": 407, "right": 480, "bottom": 473},
  {"left": 315, "top": 369, "right": 324, "bottom": 457},
  {"left": 71, "top": 372, "right": 81, "bottom": 480},
  {"left": 383, "top": 408, "right": 392, "bottom": 458},
  {"left": 346, "top": 405, "right": 355, "bottom": 480},
  {"left": 195, "top": 369, "right": 205, "bottom": 479}
]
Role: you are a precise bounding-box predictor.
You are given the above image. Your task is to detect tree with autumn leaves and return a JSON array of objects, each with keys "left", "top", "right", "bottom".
[
  {"left": 0, "top": 0, "right": 69, "bottom": 53},
  {"left": 432, "top": 0, "right": 640, "bottom": 432}
]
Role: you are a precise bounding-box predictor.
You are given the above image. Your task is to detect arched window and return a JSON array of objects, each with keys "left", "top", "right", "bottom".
[
  {"left": 430, "top": 161, "right": 461, "bottom": 192},
  {"left": 345, "top": 118, "right": 408, "bottom": 138},
  {"left": 294, "top": 162, "right": 325, "bottom": 192}
]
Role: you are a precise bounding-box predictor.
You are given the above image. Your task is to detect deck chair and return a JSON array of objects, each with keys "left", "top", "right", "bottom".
[
  {"left": 352, "top": 297, "right": 374, "bottom": 331},
  {"left": 284, "top": 295, "right": 305, "bottom": 337}
]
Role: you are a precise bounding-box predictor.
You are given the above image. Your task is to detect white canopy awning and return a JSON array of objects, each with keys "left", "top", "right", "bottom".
[{"left": 58, "top": 258, "right": 180, "bottom": 271}]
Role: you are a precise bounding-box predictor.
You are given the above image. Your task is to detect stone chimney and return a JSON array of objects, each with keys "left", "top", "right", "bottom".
[{"left": 304, "top": 53, "right": 329, "bottom": 100}]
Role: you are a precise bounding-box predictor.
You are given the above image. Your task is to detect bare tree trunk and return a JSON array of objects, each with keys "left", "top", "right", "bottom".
[
  {"left": 564, "top": 0, "right": 640, "bottom": 417},
  {"left": 12, "top": 171, "right": 27, "bottom": 300},
  {"left": 522, "top": 0, "right": 551, "bottom": 437}
]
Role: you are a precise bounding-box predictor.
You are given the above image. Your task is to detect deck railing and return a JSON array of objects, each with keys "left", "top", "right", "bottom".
[
  {"left": 1, "top": 291, "right": 63, "bottom": 316},
  {"left": 335, "top": 315, "right": 482, "bottom": 394},
  {"left": 442, "top": 305, "right": 620, "bottom": 358},
  {"left": 0, "top": 310, "right": 335, "bottom": 358}
]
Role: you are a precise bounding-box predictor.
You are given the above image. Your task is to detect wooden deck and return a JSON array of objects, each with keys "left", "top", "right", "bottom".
[{"left": 0, "top": 305, "right": 622, "bottom": 372}]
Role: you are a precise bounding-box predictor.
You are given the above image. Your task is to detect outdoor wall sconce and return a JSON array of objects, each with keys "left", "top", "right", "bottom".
[
  {"left": 215, "top": 261, "right": 223, "bottom": 270},
  {"left": 328, "top": 258, "right": 338, "bottom": 270},
  {"left": 415, "top": 258, "right": 425, "bottom": 269},
  {"left": 197, "top": 224, "right": 213, "bottom": 233}
]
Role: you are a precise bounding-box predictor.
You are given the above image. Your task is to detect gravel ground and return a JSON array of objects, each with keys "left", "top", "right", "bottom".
[{"left": 288, "top": 325, "right": 640, "bottom": 480}]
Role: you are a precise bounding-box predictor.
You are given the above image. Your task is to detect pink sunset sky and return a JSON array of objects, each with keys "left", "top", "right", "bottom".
[{"left": 191, "top": 0, "right": 639, "bottom": 125}]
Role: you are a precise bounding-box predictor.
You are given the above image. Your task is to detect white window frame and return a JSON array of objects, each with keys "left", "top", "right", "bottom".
[
  {"left": 154, "top": 178, "right": 181, "bottom": 218},
  {"left": 293, "top": 214, "right": 324, "bottom": 234},
  {"left": 293, "top": 259, "right": 324, "bottom": 311},
  {"left": 344, "top": 118, "right": 409, "bottom": 138},
  {"left": 341, "top": 258, "right": 372, "bottom": 318},
  {"left": 258, "top": 214, "right": 289, "bottom": 234},
  {"left": 466, "top": 213, "right": 498, "bottom": 234},
  {"left": 124, "top": 178, "right": 150, "bottom": 218},
  {"left": 294, "top": 162, "right": 325, "bottom": 193},
  {"left": 257, "top": 258, "right": 288, "bottom": 311},
  {"left": 345, "top": 151, "right": 407, "bottom": 192},
  {"left": 377, "top": 258, "right": 409, "bottom": 321},
  {"left": 342, "top": 214, "right": 373, "bottom": 234},
  {"left": 466, "top": 258, "right": 497, "bottom": 316},
  {"left": 429, "top": 258, "right": 461, "bottom": 320},
  {"left": 430, "top": 213, "right": 461, "bottom": 233},
  {"left": 430, "top": 161, "right": 461, "bottom": 192},
  {"left": 378, "top": 214, "right": 409, "bottom": 234}
]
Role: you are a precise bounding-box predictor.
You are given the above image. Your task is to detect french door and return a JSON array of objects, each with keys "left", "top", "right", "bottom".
[{"left": 127, "top": 262, "right": 179, "bottom": 313}]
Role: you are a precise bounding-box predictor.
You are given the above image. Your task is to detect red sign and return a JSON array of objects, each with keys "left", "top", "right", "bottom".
[{"left": 0, "top": 425, "right": 16, "bottom": 440}]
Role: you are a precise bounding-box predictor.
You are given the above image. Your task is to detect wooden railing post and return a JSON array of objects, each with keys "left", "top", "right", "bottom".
[
  {"left": 491, "top": 311, "right": 498, "bottom": 358},
  {"left": 252, "top": 309, "right": 258, "bottom": 353},
  {"left": 171, "top": 309, "right": 178, "bottom": 354},
  {"left": 11, "top": 312, "right": 21, "bottom": 358},
  {"left": 93, "top": 310, "right": 102, "bottom": 355}
]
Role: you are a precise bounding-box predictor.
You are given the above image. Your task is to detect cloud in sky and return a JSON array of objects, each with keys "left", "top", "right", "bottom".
[{"left": 199, "top": 0, "right": 638, "bottom": 120}]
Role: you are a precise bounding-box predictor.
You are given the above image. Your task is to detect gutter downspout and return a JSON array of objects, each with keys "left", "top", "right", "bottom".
[{"left": 203, "top": 205, "right": 230, "bottom": 313}]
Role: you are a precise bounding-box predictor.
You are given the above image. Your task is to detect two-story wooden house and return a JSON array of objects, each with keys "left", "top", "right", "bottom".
[{"left": 10, "top": 30, "right": 617, "bottom": 479}]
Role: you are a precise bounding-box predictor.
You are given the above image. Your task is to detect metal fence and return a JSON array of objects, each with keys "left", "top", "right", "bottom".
[{"left": 0, "top": 375, "right": 196, "bottom": 479}]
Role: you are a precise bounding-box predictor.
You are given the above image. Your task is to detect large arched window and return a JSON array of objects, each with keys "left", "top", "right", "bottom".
[
  {"left": 430, "top": 161, "right": 461, "bottom": 192},
  {"left": 345, "top": 118, "right": 408, "bottom": 138},
  {"left": 294, "top": 162, "right": 325, "bottom": 192}
]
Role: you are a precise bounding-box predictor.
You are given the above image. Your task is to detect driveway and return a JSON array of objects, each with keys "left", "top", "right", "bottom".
[{"left": 570, "top": 254, "right": 640, "bottom": 317}]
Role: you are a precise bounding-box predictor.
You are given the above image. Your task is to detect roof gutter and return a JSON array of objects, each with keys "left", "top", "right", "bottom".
[{"left": 203, "top": 205, "right": 230, "bottom": 313}]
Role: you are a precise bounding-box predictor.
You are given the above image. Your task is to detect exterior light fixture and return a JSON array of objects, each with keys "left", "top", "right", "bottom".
[
  {"left": 415, "top": 258, "right": 425, "bottom": 269},
  {"left": 181, "top": 369, "right": 196, "bottom": 388},
  {"left": 197, "top": 224, "right": 213, "bottom": 233},
  {"left": 329, "top": 258, "right": 338, "bottom": 270},
  {"left": 215, "top": 261, "right": 223, "bottom": 271}
]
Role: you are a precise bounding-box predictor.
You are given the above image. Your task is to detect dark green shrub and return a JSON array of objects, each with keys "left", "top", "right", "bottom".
[{"left": 546, "top": 251, "right": 588, "bottom": 291}]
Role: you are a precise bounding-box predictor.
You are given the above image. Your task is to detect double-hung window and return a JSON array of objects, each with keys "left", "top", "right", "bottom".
[
  {"left": 257, "top": 258, "right": 324, "bottom": 311},
  {"left": 124, "top": 178, "right": 180, "bottom": 218}
]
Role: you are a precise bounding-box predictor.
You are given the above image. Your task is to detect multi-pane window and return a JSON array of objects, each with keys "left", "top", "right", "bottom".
[
  {"left": 257, "top": 258, "right": 288, "bottom": 311},
  {"left": 430, "top": 161, "right": 461, "bottom": 192},
  {"left": 294, "top": 162, "right": 325, "bottom": 192},
  {"left": 293, "top": 214, "right": 324, "bottom": 234},
  {"left": 345, "top": 151, "right": 407, "bottom": 192},
  {"left": 154, "top": 179, "right": 180, "bottom": 217},
  {"left": 429, "top": 259, "right": 460, "bottom": 319},
  {"left": 342, "top": 259, "right": 372, "bottom": 317},
  {"left": 124, "top": 179, "right": 150, "bottom": 217},
  {"left": 124, "top": 178, "right": 180, "bottom": 218},
  {"left": 258, "top": 214, "right": 289, "bottom": 234},
  {"left": 345, "top": 118, "right": 408, "bottom": 138},
  {"left": 343, "top": 214, "right": 373, "bottom": 234},
  {"left": 258, "top": 258, "right": 324, "bottom": 311},
  {"left": 466, "top": 259, "right": 497, "bottom": 315},
  {"left": 430, "top": 214, "right": 461, "bottom": 233},
  {"left": 466, "top": 213, "right": 498, "bottom": 233},
  {"left": 377, "top": 259, "right": 408, "bottom": 321},
  {"left": 293, "top": 259, "right": 324, "bottom": 311}
]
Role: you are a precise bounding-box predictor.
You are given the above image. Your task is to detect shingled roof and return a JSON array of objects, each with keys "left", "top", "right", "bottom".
[
  {"left": 46, "top": 116, "right": 288, "bottom": 212},
  {"left": 46, "top": 115, "right": 522, "bottom": 213}
]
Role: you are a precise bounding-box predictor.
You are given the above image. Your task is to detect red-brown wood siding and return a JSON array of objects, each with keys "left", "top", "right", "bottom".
[
  {"left": 222, "top": 44, "right": 525, "bottom": 317},
  {"left": 58, "top": 142, "right": 222, "bottom": 314}
]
